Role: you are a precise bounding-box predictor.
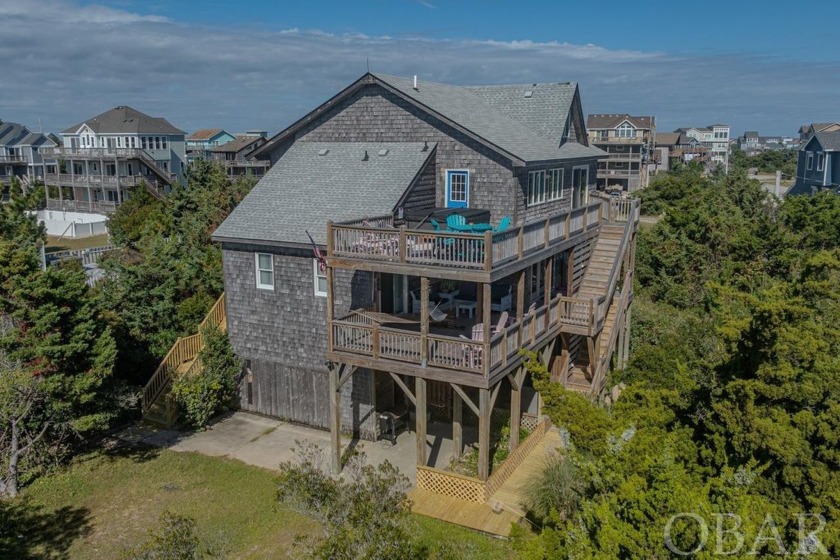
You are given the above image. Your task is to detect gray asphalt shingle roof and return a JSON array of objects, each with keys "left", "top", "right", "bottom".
[
  {"left": 810, "top": 131, "right": 840, "bottom": 151},
  {"left": 372, "top": 74, "right": 603, "bottom": 163},
  {"left": 62, "top": 106, "right": 184, "bottom": 135},
  {"left": 587, "top": 114, "right": 655, "bottom": 130},
  {"left": 0, "top": 121, "right": 54, "bottom": 147},
  {"left": 212, "top": 142, "right": 435, "bottom": 245}
]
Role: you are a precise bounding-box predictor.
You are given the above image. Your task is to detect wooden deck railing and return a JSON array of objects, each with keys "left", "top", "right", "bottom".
[
  {"left": 331, "top": 290, "right": 602, "bottom": 377},
  {"left": 329, "top": 202, "right": 601, "bottom": 272},
  {"left": 141, "top": 293, "right": 226, "bottom": 415}
]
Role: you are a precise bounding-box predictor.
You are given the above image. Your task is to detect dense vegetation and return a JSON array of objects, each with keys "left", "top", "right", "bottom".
[
  {"left": 0, "top": 163, "right": 255, "bottom": 497},
  {"left": 98, "top": 161, "right": 255, "bottom": 384},
  {"left": 729, "top": 146, "right": 797, "bottom": 177},
  {"left": 516, "top": 171, "right": 839, "bottom": 557}
]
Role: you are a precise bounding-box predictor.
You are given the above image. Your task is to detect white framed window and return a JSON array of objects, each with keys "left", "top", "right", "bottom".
[
  {"left": 162, "top": 137, "right": 168, "bottom": 150},
  {"left": 806, "top": 153, "right": 814, "bottom": 170},
  {"left": 817, "top": 152, "right": 825, "bottom": 171},
  {"left": 527, "top": 170, "right": 546, "bottom": 206},
  {"left": 616, "top": 122, "right": 637, "bottom": 138},
  {"left": 597, "top": 130, "right": 609, "bottom": 140},
  {"left": 255, "top": 253, "right": 274, "bottom": 290},
  {"left": 313, "top": 260, "right": 327, "bottom": 297},
  {"left": 548, "top": 168, "right": 564, "bottom": 200}
]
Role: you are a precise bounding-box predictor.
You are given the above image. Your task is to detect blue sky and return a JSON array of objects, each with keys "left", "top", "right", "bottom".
[{"left": 2, "top": 0, "right": 839, "bottom": 136}]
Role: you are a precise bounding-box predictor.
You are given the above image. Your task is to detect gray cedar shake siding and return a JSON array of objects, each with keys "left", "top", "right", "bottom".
[
  {"left": 214, "top": 142, "right": 437, "bottom": 438},
  {"left": 222, "top": 244, "right": 377, "bottom": 437},
  {"left": 215, "top": 73, "right": 605, "bottom": 439}
]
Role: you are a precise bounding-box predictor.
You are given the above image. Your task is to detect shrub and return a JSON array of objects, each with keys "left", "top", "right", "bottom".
[
  {"left": 171, "top": 325, "right": 240, "bottom": 429},
  {"left": 276, "top": 441, "right": 421, "bottom": 559},
  {"left": 122, "top": 511, "right": 200, "bottom": 559},
  {"left": 522, "top": 454, "right": 583, "bottom": 524}
]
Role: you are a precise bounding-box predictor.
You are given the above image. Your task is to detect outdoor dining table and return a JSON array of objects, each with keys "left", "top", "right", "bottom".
[{"left": 449, "top": 222, "right": 493, "bottom": 233}]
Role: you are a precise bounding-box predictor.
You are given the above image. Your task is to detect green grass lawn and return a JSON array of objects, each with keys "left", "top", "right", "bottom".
[
  {"left": 45, "top": 233, "right": 111, "bottom": 252},
  {"left": 5, "top": 444, "right": 513, "bottom": 559}
]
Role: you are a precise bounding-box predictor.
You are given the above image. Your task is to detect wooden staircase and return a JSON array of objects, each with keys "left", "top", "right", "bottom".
[
  {"left": 561, "top": 199, "right": 638, "bottom": 396},
  {"left": 141, "top": 294, "right": 227, "bottom": 427},
  {"left": 576, "top": 224, "right": 625, "bottom": 299}
]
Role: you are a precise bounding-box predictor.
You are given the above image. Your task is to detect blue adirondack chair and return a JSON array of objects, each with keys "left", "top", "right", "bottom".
[
  {"left": 495, "top": 216, "right": 511, "bottom": 232},
  {"left": 430, "top": 218, "right": 442, "bottom": 231},
  {"left": 446, "top": 213, "right": 468, "bottom": 231}
]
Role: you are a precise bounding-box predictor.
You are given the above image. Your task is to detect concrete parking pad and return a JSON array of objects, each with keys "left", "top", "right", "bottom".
[{"left": 125, "top": 411, "right": 466, "bottom": 484}]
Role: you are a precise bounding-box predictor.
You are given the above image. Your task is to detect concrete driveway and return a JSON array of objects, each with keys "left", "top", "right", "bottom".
[{"left": 123, "top": 411, "right": 464, "bottom": 484}]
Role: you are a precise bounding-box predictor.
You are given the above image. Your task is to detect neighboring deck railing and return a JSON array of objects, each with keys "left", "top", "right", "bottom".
[
  {"left": 329, "top": 202, "right": 602, "bottom": 272},
  {"left": 44, "top": 198, "right": 118, "bottom": 214},
  {"left": 43, "top": 173, "right": 166, "bottom": 189},
  {"left": 141, "top": 294, "right": 226, "bottom": 416}
]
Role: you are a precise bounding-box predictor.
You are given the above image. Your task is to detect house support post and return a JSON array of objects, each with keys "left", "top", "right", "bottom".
[
  {"left": 328, "top": 364, "right": 341, "bottom": 474},
  {"left": 415, "top": 377, "right": 427, "bottom": 466},
  {"left": 617, "top": 311, "right": 626, "bottom": 368},
  {"left": 508, "top": 366, "right": 527, "bottom": 452},
  {"left": 452, "top": 388, "right": 462, "bottom": 461},
  {"left": 622, "top": 305, "right": 632, "bottom": 368},
  {"left": 477, "top": 387, "right": 490, "bottom": 481},
  {"left": 482, "top": 283, "right": 491, "bottom": 344},
  {"left": 420, "top": 277, "right": 429, "bottom": 365}
]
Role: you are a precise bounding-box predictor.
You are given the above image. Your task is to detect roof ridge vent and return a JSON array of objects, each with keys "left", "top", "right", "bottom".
[
  {"left": 378, "top": 148, "right": 389, "bottom": 156},
  {"left": 524, "top": 90, "right": 533, "bottom": 98},
  {"left": 318, "top": 148, "right": 329, "bottom": 156}
]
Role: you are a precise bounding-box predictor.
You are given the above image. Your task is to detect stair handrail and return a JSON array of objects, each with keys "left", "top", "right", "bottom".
[
  {"left": 595, "top": 210, "right": 635, "bottom": 326},
  {"left": 140, "top": 293, "right": 226, "bottom": 414}
]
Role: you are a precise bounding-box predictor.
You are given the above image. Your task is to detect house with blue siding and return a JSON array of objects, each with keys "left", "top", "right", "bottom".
[
  {"left": 788, "top": 131, "right": 840, "bottom": 196},
  {"left": 186, "top": 128, "right": 236, "bottom": 162}
]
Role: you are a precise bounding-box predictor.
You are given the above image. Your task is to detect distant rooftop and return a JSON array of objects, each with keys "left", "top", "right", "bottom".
[{"left": 62, "top": 106, "right": 184, "bottom": 135}]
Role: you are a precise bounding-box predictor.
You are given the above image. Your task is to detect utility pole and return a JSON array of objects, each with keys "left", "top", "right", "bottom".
[{"left": 775, "top": 170, "right": 781, "bottom": 197}]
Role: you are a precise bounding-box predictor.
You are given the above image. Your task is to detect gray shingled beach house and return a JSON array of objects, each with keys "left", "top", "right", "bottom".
[{"left": 211, "top": 72, "right": 639, "bottom": 478}]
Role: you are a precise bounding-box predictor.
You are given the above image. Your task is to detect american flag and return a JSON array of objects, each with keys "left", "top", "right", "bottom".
[{"left": 305, "top": 230, "right": 327, "bottom": 272}]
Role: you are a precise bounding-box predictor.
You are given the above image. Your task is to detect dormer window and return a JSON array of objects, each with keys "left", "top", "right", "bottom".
[{"left": 616, "top": 122, "right": 636, "bottom": 138}]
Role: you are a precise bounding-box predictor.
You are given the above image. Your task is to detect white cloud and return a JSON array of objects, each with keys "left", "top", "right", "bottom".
[{"left": 1, "top": 0, "right": 838, "bottom": 135}]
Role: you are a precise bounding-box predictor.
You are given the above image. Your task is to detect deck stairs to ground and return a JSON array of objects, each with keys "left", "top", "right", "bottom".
[
  {"left": 141, "top": 294, "right": 227, "bottom": 428},
  {"left": 563, "top": 219, "right": 632, "bottom": 395},
  {"left": 576, "top": 224, "right": 625, "bottom": 299}
]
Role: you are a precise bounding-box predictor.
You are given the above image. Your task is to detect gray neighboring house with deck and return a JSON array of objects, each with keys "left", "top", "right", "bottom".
[{"left": 212, "top": 72, "right": 639, "bottom": 479}]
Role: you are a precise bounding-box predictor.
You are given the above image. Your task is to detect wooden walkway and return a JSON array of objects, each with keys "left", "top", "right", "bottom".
[
  {"left": 410, "top": 428, "right": 563, "bottom": 537},
  {"left": 488, "top": 429, "right": 563, "bottom": 518}
]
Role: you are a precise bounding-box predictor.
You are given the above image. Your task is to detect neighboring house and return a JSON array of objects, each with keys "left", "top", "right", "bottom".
[
  {"left": 798, "top": 122, "right": 840, "bottom": 142},
  {"left": 586, "top": 114, "right": 655, "bottom": 192},
  {"left": 737, "top": 131, "right": 791, "bottom": 155},
  {"left": 0, "top": 119, "right": 57, "bottom": 189},
  {"left": 655, "top": 132, "right": 708, "bottom": 170},
  {"left": 210, "top": 132, "right": 270, "bottom": 177},
  {"left": 739, "top": 131, "right": 761, "bottom": 154},
  {"left": 788, "top": 131, "right": 840, "bottom": 196},
  {"left": 42, "top": 106, "right": 186, "bottom": 214},
  {"left": 186, "top": 128, "right": 236, "bottom": 162},
  {"left": 200, "top": 72, "right": 638, "bottom": 481},
  {"left": 675, "top": 124, "right": 730, "bottom": 170}
]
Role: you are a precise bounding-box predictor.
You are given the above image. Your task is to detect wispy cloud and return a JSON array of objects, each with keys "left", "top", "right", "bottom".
[
  {"left": 1, "top": 0, "right": 838, "bottom": 135},
  {"left": 415, "top": 0, "right": 438, "bottom": 9}
]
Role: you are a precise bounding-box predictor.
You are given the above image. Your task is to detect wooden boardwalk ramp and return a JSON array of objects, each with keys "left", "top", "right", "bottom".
[{"left": 410, "top": 427, "right": 564, "bottom": 537}]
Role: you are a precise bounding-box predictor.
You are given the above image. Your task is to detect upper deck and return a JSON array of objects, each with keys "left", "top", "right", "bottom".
[
  {"left": 327, "top": 201, "right": 626, "bottom": 283},
  {"left": 325, "top": 197, "right": 640, "bottom": 388}
]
